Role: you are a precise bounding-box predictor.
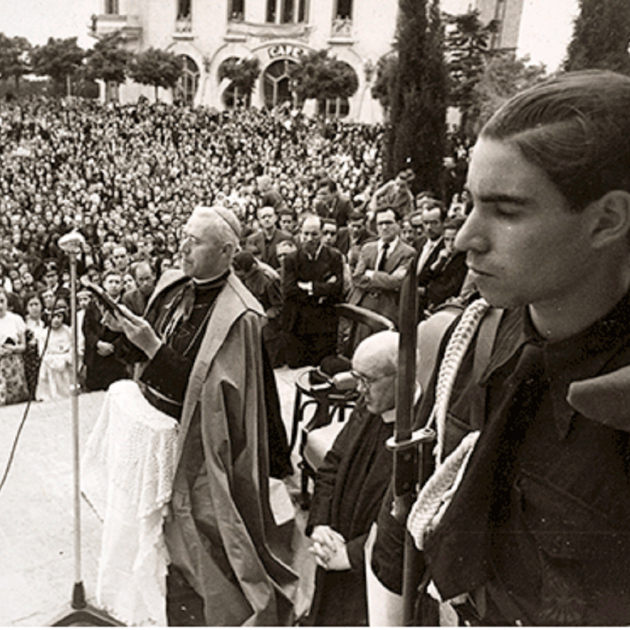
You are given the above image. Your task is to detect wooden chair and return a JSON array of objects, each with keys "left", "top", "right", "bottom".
[{"left": 292, "top": 303, "right": 396, "bottom": 508}]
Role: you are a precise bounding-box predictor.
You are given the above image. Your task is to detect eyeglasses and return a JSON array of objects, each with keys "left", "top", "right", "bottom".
[
  {"left": 377, "top": 220, "right": 396, "bottom": 227},
  {"left": 351, "top": 369, "right": 394, "bottom": 389}
]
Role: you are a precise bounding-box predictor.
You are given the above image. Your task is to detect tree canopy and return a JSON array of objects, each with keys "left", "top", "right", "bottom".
[
  {"left": 371, "top": 52, "right": 397, "bottom": 114},
  {"left": 289, "top": 50, "right": 359, "bottom": 102},
  {"left": 218, "top": 57, "right": 261, "bottom": 98},
  {"left": 565, "top": 0, "right": 630, "bottom": 74},
  {"left": 0, "top": 34, "right": 32, "bottom": 91},
  {"left": 85, "top": 32, "right": 131, "bottom": 86},
  {"left": 30, "top": 37, "right": 85, "bottom": 94},
  {"left": 444, "top": 10, "right": 497, "bottom": 111},
  {"left": 128, "top": 47, "right": 183, "bottom": 100},
  {"left": 473, "top": 52, "right": 547, "bottom": 131}
]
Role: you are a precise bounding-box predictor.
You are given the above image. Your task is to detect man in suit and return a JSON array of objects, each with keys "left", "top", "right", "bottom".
[
  {"left": 368, "top": 168, "right": 416, "bottom": 219},
  {"left": 408, "top": 210, "right": 427, "bottom": 252},
  {"left": 419, "top": 217, "right": 468, "bottom": 319},
  {"left": 346, "top": 211, "right": 376, "bottom": 273},
  {"left": 282, "top": 214, "right": 344, "bottom": 368},
  {"left": 245, "top": 205, "right": 294, "bottom": 270},
  {"left": 416, "top": 201, "right": 447, "bottom": 292},
  {"left": 122, "top": 260, "right": 156, "bottom": 315},
  {"left": 315, "top": 177, "right": 353, "bottom": 228},
  {"left": 82, "top": 270, "right": 129, "bottom": 391},
  {"left": 350, "top": 207, "right": 416, "bottom": 328}
]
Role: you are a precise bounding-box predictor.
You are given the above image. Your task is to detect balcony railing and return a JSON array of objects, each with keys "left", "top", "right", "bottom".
[
  {"left": 175, "top": 15, "right": 193, "bottom": 33},
  {"left": 330, "top": 17, "right": 352, "bottom": 41},
  {"left": 225, "top": 20, "right": 310, "bottom": 41}
]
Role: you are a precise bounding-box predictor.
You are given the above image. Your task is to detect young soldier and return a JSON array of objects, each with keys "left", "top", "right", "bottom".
[{"left": 373, "top": 70, "right": 630, "bottom": 626}]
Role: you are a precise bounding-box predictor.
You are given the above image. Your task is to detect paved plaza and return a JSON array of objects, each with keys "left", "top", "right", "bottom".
[{"left": 0, "top": 367, "right": 315, "bottom": 626}]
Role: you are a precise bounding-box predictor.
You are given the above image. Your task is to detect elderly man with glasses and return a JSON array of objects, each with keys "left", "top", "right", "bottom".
[{"left": 304, "top": 330, "right": 401, "bottom": 626}]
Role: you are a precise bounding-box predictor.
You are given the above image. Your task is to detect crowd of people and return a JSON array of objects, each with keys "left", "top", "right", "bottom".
[
  {"left": 4, "top": 68, "right": 630, "bottom": 628},
  {"left": 0, "top": 95, "right": 469, "bottom": 406}
]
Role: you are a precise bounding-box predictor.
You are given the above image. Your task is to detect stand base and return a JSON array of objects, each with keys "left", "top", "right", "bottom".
[{"left": 50, "top": 583, "right": 124, "bottom": 626}]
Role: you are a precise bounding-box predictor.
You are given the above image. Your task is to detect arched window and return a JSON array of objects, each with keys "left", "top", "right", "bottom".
[
  {"left": 262, "top": 59, "right": 299, "bottom": 109},
  {"left": 175, "top": 55, "right": 200, "bottom": 105}
]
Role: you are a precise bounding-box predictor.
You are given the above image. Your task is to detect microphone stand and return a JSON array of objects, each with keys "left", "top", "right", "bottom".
[{"left": 50, "top": 230, "right": 121, "bottom": 626}]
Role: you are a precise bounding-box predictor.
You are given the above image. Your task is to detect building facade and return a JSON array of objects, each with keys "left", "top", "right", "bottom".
[
  {"left": 90, "top": 0, "right": 523, "bottom": 122},
  {"left": 91, "top": 0, "right": 398, "bottom": 122}
]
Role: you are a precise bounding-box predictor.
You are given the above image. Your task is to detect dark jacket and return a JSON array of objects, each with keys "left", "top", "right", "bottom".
[
  {"left": 122, "top": 287, "right": 150, "bottom": 316},
  {"left": 349, "top": 239, "right": 416, "bottom": 326},
  {"left": 373, "top": 294, "right": 630, "bottom": 626},
  {"left": 305, "top": 403, "right": 394, "bottom": 626},
  {"left": 245, "top": 228, "right": 294, "bottom": 269},
  {"left": 82, "top": 300, "right": 128, "bottom": 391},
  {"left": 282, "top": 245, "right": 344, "bottom": 338},
  {"left": 315, "top": 192, "right": 353, "bottom": 228}
]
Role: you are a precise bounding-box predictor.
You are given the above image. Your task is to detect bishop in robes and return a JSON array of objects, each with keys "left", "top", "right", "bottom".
[{"left": 109, "top": 205, "right": 297, "bottom": 625}]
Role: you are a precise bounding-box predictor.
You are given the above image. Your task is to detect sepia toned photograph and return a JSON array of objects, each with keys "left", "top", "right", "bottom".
[{"left": 3, "top": 0, "right": 630, "bottom": 626}]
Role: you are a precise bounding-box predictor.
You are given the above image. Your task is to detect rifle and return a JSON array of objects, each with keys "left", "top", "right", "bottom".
[{"left": 387, "top": 253, "right": 436, "bottom": 625}]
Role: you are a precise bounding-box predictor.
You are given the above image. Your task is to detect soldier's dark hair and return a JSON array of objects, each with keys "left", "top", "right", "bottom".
[{"left": 481, "top": 70, "right": 630, "bottom": 212}]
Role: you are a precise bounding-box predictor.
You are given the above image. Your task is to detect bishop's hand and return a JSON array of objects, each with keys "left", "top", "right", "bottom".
[{"left": 103, "top": 305, "right": 162, "bottom": 360}]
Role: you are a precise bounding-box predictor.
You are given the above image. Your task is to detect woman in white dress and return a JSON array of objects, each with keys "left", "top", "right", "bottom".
[
  {"left": 36, "top": 299, "right": 73, "bottom": 402},
  {"left": 0, "top": 287, "right": 29, "bottom": 406}
]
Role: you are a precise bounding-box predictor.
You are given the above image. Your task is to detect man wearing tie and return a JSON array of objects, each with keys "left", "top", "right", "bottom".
[
  {"left": 416, "top": 201, "right": 447, "bottom": 317},
  {"left": 350, "top": 207, "right": 416, "bottom": 328},
  {"left": 282, "top": 214, "right": 345, "bottom": 368}
]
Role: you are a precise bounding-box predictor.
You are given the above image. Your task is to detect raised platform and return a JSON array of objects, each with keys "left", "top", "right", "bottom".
[{"left": 0, "top": 366, "right": 315, "bottom": 626}]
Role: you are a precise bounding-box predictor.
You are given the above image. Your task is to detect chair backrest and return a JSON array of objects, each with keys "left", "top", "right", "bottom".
[{"left": 336, "top": 303, "right": 396, "bottom": 359}]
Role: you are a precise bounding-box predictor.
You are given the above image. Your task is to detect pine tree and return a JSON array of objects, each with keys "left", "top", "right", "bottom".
[
  {"left": 565, "top": 0, "right": 630, "bottom": 74},
  {"left": 386, "top": 0, "right": 447, "bottom": 197}
]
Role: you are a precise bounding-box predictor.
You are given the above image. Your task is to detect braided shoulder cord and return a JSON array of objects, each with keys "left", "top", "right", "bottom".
[
  {"left": 430, "top": 297, "right": 490, "bottom": 465},
  {"left": 407, "top": 297, "right": 490, "bottom": 550}
]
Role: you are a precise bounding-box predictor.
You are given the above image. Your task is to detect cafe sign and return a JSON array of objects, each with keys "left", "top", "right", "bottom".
[{"left": 268, "top": 44, "right": 306, "bottom": 60}]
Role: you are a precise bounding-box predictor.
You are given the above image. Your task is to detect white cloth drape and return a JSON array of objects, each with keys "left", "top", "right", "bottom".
[
  {"left": 82, "top": 379, "right": 178, "bottom": 626},
  {"left": 365, "top": 523, "right": 404, "bottom": 627}
]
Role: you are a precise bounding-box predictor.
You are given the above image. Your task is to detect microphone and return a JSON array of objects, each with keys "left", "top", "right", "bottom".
[{"left": 58, "top": 229, "right": 86, "bottom": 256}]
